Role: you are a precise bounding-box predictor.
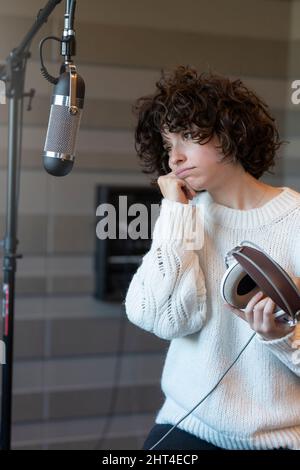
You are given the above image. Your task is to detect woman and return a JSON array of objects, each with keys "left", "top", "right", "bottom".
[{"left": 124, "top": 65, "right": 300, "bottom": 450}]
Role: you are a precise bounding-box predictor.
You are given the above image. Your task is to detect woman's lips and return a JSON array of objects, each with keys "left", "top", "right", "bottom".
[{"left": 175, "top": 167, "right": 196, "bottom": 178}]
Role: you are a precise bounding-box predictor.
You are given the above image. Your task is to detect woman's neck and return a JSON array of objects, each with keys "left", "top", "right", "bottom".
[{"left": 207, "top": 170, "right": 280, "bottom": 211}]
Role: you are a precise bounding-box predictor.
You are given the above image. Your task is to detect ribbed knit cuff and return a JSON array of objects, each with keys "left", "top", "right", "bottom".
[
  {"left": 152, "top": 198, "right": 205, "bottom": 250},
  {"left": 255, "top": 328, "right": 300, "bottom": 372},
  {"left": 256, "top": 329, "right": 300, "bottom": 358}
]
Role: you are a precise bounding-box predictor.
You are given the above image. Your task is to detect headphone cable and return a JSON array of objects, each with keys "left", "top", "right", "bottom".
[{"left": 149, "top": 331, "right": 257, "bottom": 450}]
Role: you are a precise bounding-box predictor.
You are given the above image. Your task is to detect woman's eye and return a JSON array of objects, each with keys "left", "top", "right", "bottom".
[
  {"left": 162, "top": 132, "right": 194, "bottom": 152},
  {"left": 183, "top": 132, "right": 193, "bottom": 140}
]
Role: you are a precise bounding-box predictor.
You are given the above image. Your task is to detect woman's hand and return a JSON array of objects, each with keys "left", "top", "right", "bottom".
[
  {"left": 224, "top": 275, "right": 300, "bottom": 340},
  {"left": 157, "top": 171, "right": 196, "bottom": 204}
]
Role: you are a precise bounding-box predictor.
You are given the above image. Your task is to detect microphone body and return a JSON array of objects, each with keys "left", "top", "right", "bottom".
[{"left": 43, "top": 66, "right": 85, "bottom": 176}]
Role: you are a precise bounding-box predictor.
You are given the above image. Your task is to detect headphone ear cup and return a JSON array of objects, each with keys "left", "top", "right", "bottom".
[{"left": 220, "top": 261, "right": 260, "bottom": 309}]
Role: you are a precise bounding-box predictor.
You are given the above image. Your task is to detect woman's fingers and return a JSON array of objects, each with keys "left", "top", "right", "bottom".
[
  {"left": 244, "top": 291, "right": 265, "bottom": 314},
  {"left": 243, "top": 291, "right": 264, "bottom": 323},
  {"left": 177, "top": 179, "right": 196, "bottom": 199},
  {"left": 225, "top": 290, "right": 295, "bottom": 340},
  {"left": 182, "top": 183, "right": 196, "bottom": 200},
  {"left": 261, "top": 297, "right": 276, "bottom": 330},
  {"left": 225, "top": 291, "right": 266, "bottom": 323}
]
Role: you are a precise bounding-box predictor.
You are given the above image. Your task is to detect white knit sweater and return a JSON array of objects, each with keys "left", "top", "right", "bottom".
[{"left": 124, "top": 186, "right": 300, "bottom": 450}]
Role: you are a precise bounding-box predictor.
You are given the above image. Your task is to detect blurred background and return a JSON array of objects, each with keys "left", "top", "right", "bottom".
[{"left": 0, "top": 0, "right": 299, "bottom": 450}]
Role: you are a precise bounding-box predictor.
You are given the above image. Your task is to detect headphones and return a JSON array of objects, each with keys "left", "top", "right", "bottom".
[{"left": 220, "top": 240, "right": 300, "bottom": 326}]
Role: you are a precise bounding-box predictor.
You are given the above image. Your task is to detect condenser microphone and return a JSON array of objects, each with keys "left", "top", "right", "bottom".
[
  {"left": 43, "top": 64, "right": 85, "bottom": 176},
  {"left": 41, "top": 0, "right": 85, "bottom": 176}
]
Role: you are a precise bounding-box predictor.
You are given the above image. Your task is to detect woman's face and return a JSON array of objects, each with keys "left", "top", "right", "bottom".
[{"left": 161, "top": 129, "right": 237, "bottom": 192}]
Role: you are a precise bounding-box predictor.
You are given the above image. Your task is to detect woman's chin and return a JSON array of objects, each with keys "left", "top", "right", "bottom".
[{"left": 186, "top": 176, "right": 203, "bottom": 191}]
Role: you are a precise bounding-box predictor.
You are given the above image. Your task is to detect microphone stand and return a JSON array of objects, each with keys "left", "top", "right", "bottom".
[{"left": 0, "top": 0, "right": 63, "bottom": 450}]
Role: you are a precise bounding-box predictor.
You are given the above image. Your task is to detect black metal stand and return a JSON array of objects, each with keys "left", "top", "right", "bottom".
[{"left": 0, "top": 0, "right": 63, "bottom": 450}]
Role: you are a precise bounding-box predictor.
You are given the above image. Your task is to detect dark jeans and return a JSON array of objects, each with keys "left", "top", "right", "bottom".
[
  {"left": 142, "top": 424, "right": 291, "bottom": 451},
  {"left": 142, "top": 424, "right": 227, "bottom": 450}
]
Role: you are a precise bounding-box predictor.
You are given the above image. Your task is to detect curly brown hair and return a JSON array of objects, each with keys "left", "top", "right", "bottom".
[{"left": 132, "top": 65, "right": 284, "bottom": 187}]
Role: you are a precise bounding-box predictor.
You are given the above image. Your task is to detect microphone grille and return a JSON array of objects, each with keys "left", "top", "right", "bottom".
[{"left": 44, "top": 104, "right": 82, "bottom": 155}]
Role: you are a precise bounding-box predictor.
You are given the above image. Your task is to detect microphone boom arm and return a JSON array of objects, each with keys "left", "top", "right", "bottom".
[{"left": 0, "top": 0, "right": 63, "bottom": 451}]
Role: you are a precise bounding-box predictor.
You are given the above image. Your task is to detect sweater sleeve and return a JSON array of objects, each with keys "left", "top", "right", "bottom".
[
  {"left": 291, "top": 234, "right": 300, "bottom": 277},
  {"left": 256, "top": 329, "right": 300, "bottom": 377},
  {"left": 123, "top": 198, "right": 207, "bottom": 340}
]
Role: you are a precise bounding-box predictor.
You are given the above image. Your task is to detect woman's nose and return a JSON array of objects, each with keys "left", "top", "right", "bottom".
[{"left": 169, "top": 146, "right": 187, "bottom": 167}]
